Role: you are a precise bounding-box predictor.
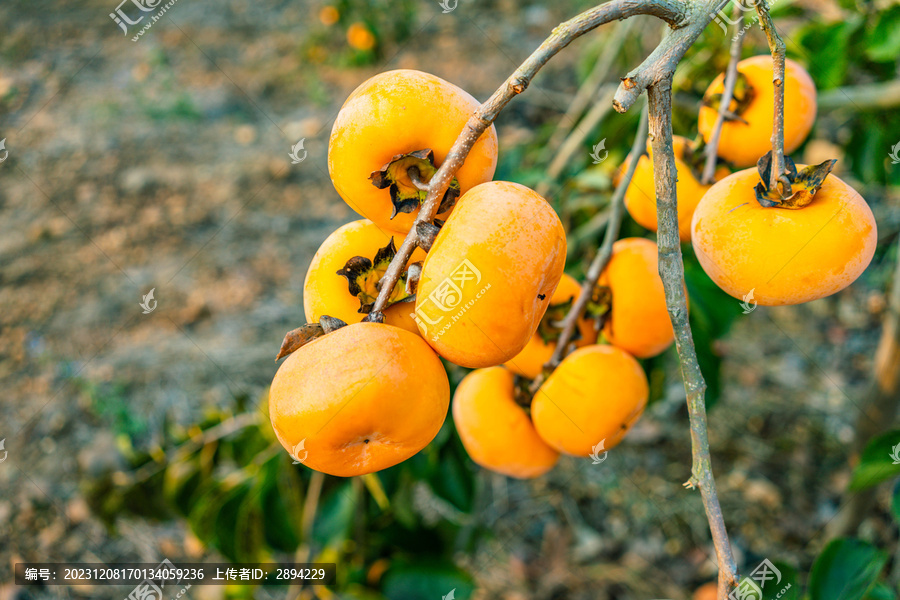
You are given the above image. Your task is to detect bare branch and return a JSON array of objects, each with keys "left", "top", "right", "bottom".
[
  {"left": 529, "top": 102, "right": 650, "bottom": 396},
  {"left": 755, "top": 0, "right": 791, "bottom": 195},
  {"left": 647, "top": 75, "right": 738, "bottom": 597},
  {"left": 613, "top": 0, "right": 731, "bottom": 113},
  {"left": 544, "top": 20, "right": 636, "bottom": 156},
  {"left": 368, "top": 0, "right": 689, "bottom": 316},
  {"left": 819, "top": 80, "right": 900, "bottom": 111},
  {"left": 702, "top": 2, "right": 744, "bottom": 185}
]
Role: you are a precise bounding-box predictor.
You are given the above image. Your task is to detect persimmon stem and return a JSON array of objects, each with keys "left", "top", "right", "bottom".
[
  {"left": 407, "top": 166, "right": 430, "bottom": 191},
  {"left": 755, "top": 0, "right": 791, "bottom": 195},
  {"left": 702, "top": 1, "right": 744, "bottom": 185},
  {"left": 367, "top": 0, "right": 689, "bottom": 318},
  {"left": 528, "top": 102, "right": 649, "bottom": 397},
  {"left": 647, "top": 75, "right": 738, "bottom": 598}
]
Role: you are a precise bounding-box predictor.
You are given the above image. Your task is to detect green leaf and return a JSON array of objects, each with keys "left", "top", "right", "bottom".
[
  {"left": 381, "top": 562, "right": 474, "bottom": 600},
  {"left": 865, "top": 6, "right": 900, "bottom": 62},
  {"left": 891, "top": 479, "right": 900, "bottom": 526},
  {"left": 849, "top": 430, "right": 900, "bottom": 491},
  {"left": 312, "top": 481, "right": 358, "bottom": 549},
  {"left": 808, "top": 538, "right": 888, "bottom": 600},
  {"left": 260, "top": 459, "right": 303, "bottom": 552},
  {"left": 864, "top": 582, "right": 897, "bottom": 600},
  {"left": 794, "top": 19, "right": 861, "bottom": 90}
]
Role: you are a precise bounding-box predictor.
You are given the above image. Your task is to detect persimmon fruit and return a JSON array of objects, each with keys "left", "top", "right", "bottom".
[
  {"left": 414, "top": 181, "right": 566, "bottom": 368},
  {"left": 622, "top": 135, "right": 729, "bottom": 242},
  {"left": 453, "top": 367, "right": 559, "bottom": 478},
  {"left": 691, "top": 167, "right": 877, "bottom": 306},
  {"left": 597, "top": 237, "right": 675, "bottom": 359},
  {"left": 328, "top": 70, "right": 499, "bottom": 233},
  {"left": 303, "top": 219, "right": 426, "bottom": 335},
  {"left": 504, "top": 273, "right": 595, "bottom": 379},
  {"left": 269, "top": 322, "right": 449, "bottom": 477},
  {"left": 699, "top": 55, "right": 817, "bottom": 168},
  {"left": 532, "top": 344, "right": 648, "bottom": 457}
]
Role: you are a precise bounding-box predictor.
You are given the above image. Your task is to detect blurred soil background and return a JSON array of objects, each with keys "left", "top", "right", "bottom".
[{"left": 2, "top": 0, "right": 900, "bottom": 598}]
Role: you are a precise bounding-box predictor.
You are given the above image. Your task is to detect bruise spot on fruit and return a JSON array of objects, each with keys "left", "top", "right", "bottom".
[
  {"left": 337, "top": 238, "right": 416, "bottom": 313},
  {"left": 369, "top": 148, "right": 461, "bottom": 219},
  {"left": 702, "top": 70, "right": 755, "bottom": 123},
  {"left": 537, "top": 293, "right": 546, "bottom": 300},
  {"left": 754, "top": 153, "right": 837, "bottom": 209}
]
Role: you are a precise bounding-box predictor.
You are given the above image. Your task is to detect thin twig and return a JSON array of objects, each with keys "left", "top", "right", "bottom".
[
  {"left": 818, "top": 80, "right": 900, "bottom": 110},
  {"left": 537, "top": 84, "right": 618, "bottom": 199},
  {"left": 528, "top": 102, "right": 649, "bottom": 396},
  {"left": 754, "top": 0, "right": 790, "bottom": 195},
  {"left": 544, "top": 20, "right": 636, "bottom": 155},
  {"left": 367, "top": 0, "right": 688, "bottom": 318},
  {"left": 647, "top": 75, "right": 738, "bottom": 598},
  {"left": 702, "top": 2, "right": 744, "bottom": 185}
]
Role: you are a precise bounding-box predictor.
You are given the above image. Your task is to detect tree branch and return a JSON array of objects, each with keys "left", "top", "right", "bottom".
[
  {"left": 367, "top": 0, "right": 688, "bottom": 318},
  {"left": 647, "top": 75, "right": 738, "bottom": 598},
  {"left": 755, "top": 0, "right": 790, "bottom": 195},
  {"left": 528, "top": 102, "right": 650, "bottom": 396},
  {"left": 702, "top": 2, "right": 744, "bottom": 185}
]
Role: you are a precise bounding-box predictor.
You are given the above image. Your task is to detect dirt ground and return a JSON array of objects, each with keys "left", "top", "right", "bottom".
[{"left": 2, "top": 0, "right": 899, "bottom": 599}]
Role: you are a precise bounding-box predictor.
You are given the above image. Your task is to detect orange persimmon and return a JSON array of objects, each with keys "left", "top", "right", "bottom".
[
  {"left": 453, "top": 367, "right": 559, "bottom": 478},
  {"left": 303, "top": 219, "right": 426, "bottom": 334},
  {"left": 532, "top": 344, "right": 648, "bottom": 457},
  {"left": 269, "top": 322, "right": 449, "bottom": 477},
  {"left": 414, "top": 181, "right": 566, "bottom": 368},
  {"left": 328, "top": 70, "right": 499, "bottom": 233},
  {"left": 691, "top": 167, "right": 877, "bottom": 306},
  {"left": 699, "top": 55, "right": 817, "bottom": 168}
]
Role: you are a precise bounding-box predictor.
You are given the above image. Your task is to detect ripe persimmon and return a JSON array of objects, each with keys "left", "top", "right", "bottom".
[
  {"left": 622, "top": 136, "right": 729, "bottom": 242},
  {"left": 346, "top": 23, "right": 376, "bottom": 51},
  {"left": 532, "top": 344, "right": 648, "bottom": 457},
  {"left": 453, "top": 367, "right": 559, "bottom": 478},
  {"left": 414, "top": 181, "right": 566, "bottom": 368},
  {"left": 504, "top": 273, "right": 595, "bottom": 379},
  {"left": 597, "top": 237, "right": 675, "bottom": 358},
  {"left": 303, "top": 219, "right": 426, "bottom": 334},
  {"left": 328, "top": 70, "right": 499, "bottom": 233},
  {"left": 693, "top": 583, "right": 718, "bottom": 600},
  {"left": 269, "top": 322, "right": 449, "bottom": 477},
  {"left": 699, "top": 55, "right": 817, "bottom": 168},
  {"left": 691, "top": 167, "right": 877, "bottom": 306}
]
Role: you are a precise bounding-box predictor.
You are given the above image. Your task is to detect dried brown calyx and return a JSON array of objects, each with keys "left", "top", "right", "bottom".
[
  {"left": 336, "top": 238, "right": 416, "bottom": 314},
  {"left": 701, "top": 70, "right": 755, "bottom": 124},
  {"left": 369, "top": 149, "right": 461, "bottom": 219},
  {"left": 584, "top": 284, "right": 613, "bottom": 332},
  {"left": 276, "top": 315, "right": 347, "bottom": 360},
  {"left": 754, "top": 152, "right": 837, "bottom": 209}
]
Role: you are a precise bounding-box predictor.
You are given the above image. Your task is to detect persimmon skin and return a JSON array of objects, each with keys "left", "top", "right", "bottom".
[
  {"left": 504, "top": 273, "right": 595, "bottom": 379},
  {"left": 414, "top": 181, "right": 567, "bottom": 368},
  {"left": 269, "top": 323, "right": 449, "bottom": 477},
  {"left": 453, "top": 367, "right": 559, "bottom": 478},
  {"left": 303, "top": 219, "right": 426, "bottom": 334},
  {"left": 622, "top": 136, "right": 729, "bottom": 242},
  {"left": 699, "top": 56, "right": 817, "bottom": 168},
  {"left": 598, "top": 238, "right": 675, "bottom": 359},
  {"left": 691, "top": 168, "right": 877, "bottom": 306},
  {"left": 328, "top": 70, "right": 499, "bottom": 233},
  {"left": 532, "top": 344, "right": 648, "bottom": 457}
]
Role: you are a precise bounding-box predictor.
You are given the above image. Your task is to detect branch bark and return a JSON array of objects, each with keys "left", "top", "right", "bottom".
[
  {"left": 367, "top": 0, "right": 688, "bottom": 318},
  {"left": 647, "top": 75, "right": 738, "bottom": 597},
  {"left": 702, "top": 2, "right": 743, "bottom": 185},
  {"left": 755, "top": 0, "right": 790, "bottom": 195}
]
